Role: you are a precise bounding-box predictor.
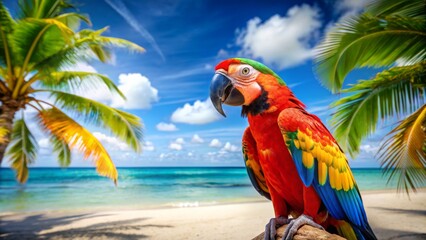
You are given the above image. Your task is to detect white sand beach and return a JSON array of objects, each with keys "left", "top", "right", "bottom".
[{"left": 1, "top": 189, "right": 425, "bottom": 240}]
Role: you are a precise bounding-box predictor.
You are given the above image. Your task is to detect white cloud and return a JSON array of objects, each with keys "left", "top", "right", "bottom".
[
  {"left": 168, "top": 138, "right": 185, "bottom": 151},
  {"left": 216, "top": 49, "right": 229, "bottom": 58},
  {"left": 187, "top": 152, "right": 193, "bottom": 157},
  {"left": 111, "top": 73, "right": 159, "bottom": 109},
  {"left": 360, "top": 144, "right": 379, "bottom": 154},
  {"left": 93, "top": 132, "right": 129, "bottom": 151},
  {"left": 191, "top": 134, "right": 204, "bottom": 144},
  {"left": 143, "top": 141, "right": 155, "bottom": 151},
  {"left": 169, "top": 142, "right": 183, "bottom": 151},
  {"left": 38, "top": 138, "right": 50, "bottom": 149},
  {"left": 236, "top": 4, "right": 321, "bottom": 69},
  {"left": 67, "top": 62, "right": 98, "bottom": 73},
  {"left": 156, "top": 122, "right": 178, "bottom": 131},
  {"left": 209, "top": 139, "right": 222, "bottom": 148},
  {"left": 221, "top": 142, "right": 240, "bottom": 152},
  {"left": 66, "top": 64, "right": 159, "bottom": 110},
  {"left": 328, "top": 0, "right": 374, "bottom": 34},
  {"left": 336, "top": 0, "right": 371, "bottom": 14},
  {"left": 175, "top": 138, "right": 185, "bottom": 144},
  {"left": 171, "top": 99, "right": 222, "bottom": 124},
  {"left": 83, "top": 85, "right": 115, "bottom": 103}
]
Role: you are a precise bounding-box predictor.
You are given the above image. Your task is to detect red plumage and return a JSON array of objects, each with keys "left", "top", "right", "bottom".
[
  {"left": 211, "top": 58, "right": 376, "bottom": 240},
  {"left": 245, "top": 74, "right": 325, "bottom": 220}
]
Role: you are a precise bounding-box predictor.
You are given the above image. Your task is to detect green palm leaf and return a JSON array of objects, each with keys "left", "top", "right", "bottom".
[
  {"left": 78, "top": 28, "right": 144, "bottom": 63},
  {"left": 49, "top": 90, "right": 142, "bottom": 152},
  {"left": 0, "top": 2, "right": 14, "bottom": 32},
  {"left": 7, "top": 118, "right": 38, "bottom": 183},
  {"left": 34, "top": 28, "right": 144, "bottom": 71},
  {"left": 33, "top": 41, "right": 93, "bottom": 72},
  {"left": 18, "top": 0, "right": 73, "bottom": 19},
  {"left": 50, "top": 135, "right": 71, "bottom": 167},
  {"left": 0, "top": 1, "right": 145, "bottom": 184},
  {"left": 315, "top": 3, "right": 426, "bottom": 92},
  {"left": 88, "top": 43, "right": 112, "bottom": 63},
  {"left": 34, "top": 18, "right": 75, "bottom": 36},
  {"left": 11, "top": 19, "right": 66, "bottom": 68},
  {"left": 79, "top": 27, "right": 145, "bottom": 53},
  {"left": 0, "top": 2, "right": 15, "bottom": 78},
  {"left": 331, "top": 61, "right": 426, "bottom": 156},
  {"left": 55, "top": 13, "right": 91, "bottom": 31},
  {"left": 39, "top": 71, "right": 125, "bottom": 99},
  {"left": 379, "top": 105, "right": 426, "bottom": 194},
  {"left": 367, "top": 0, "right": 425, "bottom": 18},
  {"left": 37, "top": 107, "right": 118, "bottom": 183}
]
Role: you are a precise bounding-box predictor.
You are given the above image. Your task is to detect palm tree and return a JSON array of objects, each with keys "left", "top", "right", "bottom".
[
  {"left": 314, "top": 0, "right": 425, "bottom": 193},
  {"left": 0, "top": 0, "right": 144, "bottom": 183}
]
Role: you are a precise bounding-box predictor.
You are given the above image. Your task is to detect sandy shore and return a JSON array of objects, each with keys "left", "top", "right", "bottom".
[{"left": 1, "top": 189, "right": 425, "bottom": 240}]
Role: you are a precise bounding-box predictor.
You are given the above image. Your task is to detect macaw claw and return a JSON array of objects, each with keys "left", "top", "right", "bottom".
[
  {"left": 264, "top": 216, "right": 290, "bottom": 240},
  {"left": 282, "top": 214, "right": 324, "bottom": 240}
]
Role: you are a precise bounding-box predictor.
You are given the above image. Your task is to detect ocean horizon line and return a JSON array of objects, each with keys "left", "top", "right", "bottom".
[{"left": 0, "top": 166, "right": 384, "bottom": 170}]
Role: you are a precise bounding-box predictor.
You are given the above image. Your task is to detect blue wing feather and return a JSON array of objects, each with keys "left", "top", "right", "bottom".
[
  {"left": 289, "top": 142, "right": 314, "bottom": 186},
  {"left": 278, "top": 108, "right": 377, "bottom": 240}
]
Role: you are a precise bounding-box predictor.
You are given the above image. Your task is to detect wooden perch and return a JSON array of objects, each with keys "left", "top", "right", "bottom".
[{"left": 252, "top": 224, "right": 346, "bottom": 240}]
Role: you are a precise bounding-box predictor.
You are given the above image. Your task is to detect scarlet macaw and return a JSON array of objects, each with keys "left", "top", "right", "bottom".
[{"left": 209, "top": 58, "right": 376, "bottom": 240}]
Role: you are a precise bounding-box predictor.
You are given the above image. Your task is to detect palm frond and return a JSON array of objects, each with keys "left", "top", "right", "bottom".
[
  {"left": 55, "top": 12, "right": 91, "bottom": 31},
  {"left": 79, "top": 27, "right": 145, "bottom": 53},
  {"left": 0, "top": 125, "right": 9, "bottom": 144},
  {"left": 34, "top": 18, "right": 74, "bottom": 36},
  {"left": 40, "top": 71, "right": 125, "bottom": 99},
  {"left": 10, "top": 19, "right": 66, "bottom": 68},
  {"left": 367, "top": 0, "right": 425, "bottom": 18},
  {"left": 7, "top": 118, "right": 38, "bottom": 183},
  {"left": 37, "top": 107, "right": 118, "bottom": 182},
  {"left": 331, "top": 62, "right": 426, "bottom": 156},
  {"left": 88, "top": 43, "right": 112, "bottom": 63},
  {"left": 379, "top": 105, "right": 426, "bottom": 194},
  {"left": 50, "top": 135, "right": 71, "bottom": 167},
  {"left": 33, "top": 41, "right": 92, "bottom": 72},
  {"left": 18, "top": 0, "right": 74, "bottom": 19},
  {"left": 0, "top": 2, "right": 14, "bottom": 32},
  {"left": 94, "top": 35, "right": 145, "bottom": 53},
  {"left": 48, "top": 90, "right": 142, "bottom": 152},
  {"left": 0, "top": 2, "right": 15, "bottom": 77},
  {"left": 34, "top": 27, "right": 144, "bottom": 71},
  {"left": 315, "top": 11, "right": 426, "bottom": 92}
]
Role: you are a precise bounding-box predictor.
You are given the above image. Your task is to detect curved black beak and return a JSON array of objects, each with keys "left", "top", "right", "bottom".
[{"left": 209, "top": 72, "right": 244, "bottom": 117}]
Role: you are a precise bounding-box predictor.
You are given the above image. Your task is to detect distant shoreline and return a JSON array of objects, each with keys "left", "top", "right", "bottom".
[
  {"left": 0, "top": 166, "right": 385, "bottom": 169},
  {"left": 2, "top": 168, "right": 422, "bottom": 213}
]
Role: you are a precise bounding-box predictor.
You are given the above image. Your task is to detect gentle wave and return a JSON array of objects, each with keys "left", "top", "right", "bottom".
[{"left": 0, "top": 167, "right": 419, "bottom": 212}]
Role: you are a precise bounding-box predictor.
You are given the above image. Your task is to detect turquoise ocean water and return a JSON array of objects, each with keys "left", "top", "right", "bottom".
[{"left": 0, "top": 167, "right": 405, "bottom": 212}]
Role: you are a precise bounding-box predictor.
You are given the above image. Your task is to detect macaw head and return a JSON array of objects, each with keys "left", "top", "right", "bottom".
[{"left": 210, "top": 58, "right": 287, "bottom": 117}]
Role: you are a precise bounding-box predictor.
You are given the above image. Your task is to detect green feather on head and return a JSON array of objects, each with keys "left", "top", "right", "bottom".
[{"left": 236, "top": 58, "right": 286, "bottom": 86}]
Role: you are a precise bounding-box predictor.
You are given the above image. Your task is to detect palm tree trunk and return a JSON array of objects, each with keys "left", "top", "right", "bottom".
[{"left": 0, "top": 101, "right": 19, "bottom": 165}]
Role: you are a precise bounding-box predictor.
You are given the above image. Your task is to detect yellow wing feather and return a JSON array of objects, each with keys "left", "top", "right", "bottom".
[
  {"left": 280, "top": 111, "right": 356, "bottom": 192},
  {"left": 242, "top": 128, "right": 270, "bottom": 199}
]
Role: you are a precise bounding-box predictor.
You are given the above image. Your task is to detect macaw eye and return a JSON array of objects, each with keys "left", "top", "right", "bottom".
[{"left": 241, "top": 67, "right": 250, "bottom": 75}]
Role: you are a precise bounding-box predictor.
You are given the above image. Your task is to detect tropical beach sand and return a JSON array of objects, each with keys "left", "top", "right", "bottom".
[{"left": 1, "top": 189, "right": 425, "bottom": 240}]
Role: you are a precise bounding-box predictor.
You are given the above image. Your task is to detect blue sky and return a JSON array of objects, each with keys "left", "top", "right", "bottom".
[{"left": 4, "top": 0, "right": 385, "bottom": 168}]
